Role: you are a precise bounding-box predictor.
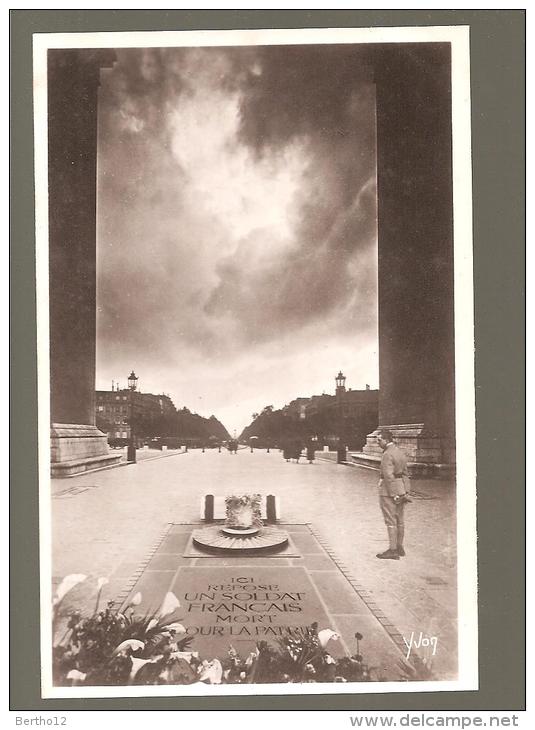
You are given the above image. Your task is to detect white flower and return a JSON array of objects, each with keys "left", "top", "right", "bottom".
[
  {"left": 198, "top": 658, "right": 223, "bottom": 684},
  {"left": 130, "top": 592, "right": 142, "bottom": 606},
  {"left": 129, "top": 657, "right": 158, "bottom": 681},
  {"left": 170, "top": 651, "right": 198, "bottom": 664},
  {"left": 324, "top": 653, "right": 336, "bottom": 665},
  {"left": 66, "top": 669, "right": 86, "bottom": 683},
  {"left": 54, "top": 574, "right": 87, "bottom": 604},
  {"left": 97, "top": 577, "right": 109, "bottom": 591},
  {"left": 318, "top": 629, "right": 340, "bottom": 649},
  {"left": 159, "top": 592, "right": 180, "bottom": 617},
  {"left": 113, "top": 639, "right": 145, "bottom": 656},
  {"left": 159, "top": 667, "right": 171, "bottom": 682},
  {"left": 165, "top": 622, "right": 186, "bottom": 635}
]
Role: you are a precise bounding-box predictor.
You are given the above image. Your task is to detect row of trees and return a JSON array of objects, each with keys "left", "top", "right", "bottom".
[
  {"left": 240, "top": 404, "right": 377, "bottom": 450},
  {"left": 97, "top": 407, "right": 230, "bottom": 445}
]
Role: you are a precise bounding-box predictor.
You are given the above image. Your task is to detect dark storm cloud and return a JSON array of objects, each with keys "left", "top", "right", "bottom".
[
  {"left": 236, "top": 44, "right": 373, "bottom": 152},
  {"left": 97, "top": 48, "right": 232, "bottom": 361},
  {"left": 205, "top": 45, "right": 377, "bottom": 339},
  {"left": 205, "top": 175, "right": 377, "bottom": 339},
  {"left": 96, "top": 44, "right": 378, "bottom": 421},
  {"left": 99, "top": 48, "right": 187, "bottom": 135}
]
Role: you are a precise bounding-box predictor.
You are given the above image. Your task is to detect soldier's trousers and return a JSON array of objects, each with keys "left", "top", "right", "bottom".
[{"left": 379, "top": 496, "right": 405, "bottom": 550}]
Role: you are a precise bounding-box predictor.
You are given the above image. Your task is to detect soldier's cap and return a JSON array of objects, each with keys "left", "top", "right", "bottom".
[{"left": 379, "top": 429, "right": 394, "bottom": 442}]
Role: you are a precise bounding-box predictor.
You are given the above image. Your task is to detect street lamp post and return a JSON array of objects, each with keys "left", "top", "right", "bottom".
[
  {"left": 335, "top": 371, "right": 347, "bottom": 464},
  {"left": 127, "top": 370, "right": 138, "bottom": 463}
]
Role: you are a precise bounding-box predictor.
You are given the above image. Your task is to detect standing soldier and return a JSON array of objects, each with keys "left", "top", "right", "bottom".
[{"left": 376, "top": 429, "right": 411, "bottom": 560}]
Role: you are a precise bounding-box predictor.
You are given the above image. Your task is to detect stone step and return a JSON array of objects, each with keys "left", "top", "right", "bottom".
[
  {"left": 349, "top": 452, "right": 455, "bottom": 479},
  {"left": 50, "top": 452, "right": 123, "bottom": 478}
]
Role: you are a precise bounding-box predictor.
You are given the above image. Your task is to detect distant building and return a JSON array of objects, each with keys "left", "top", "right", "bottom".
[
  {"left": 95, "top": 370, "right": 177, "bottom": 442},
  {"left": 325, "top": 372, "right": 378, "bottom": 448},
  {"left": 331, "top": 372, "right": 378, "bottom": 420},
  {"left": 287, "top": 372, "right": 378, "bottom": 449}
]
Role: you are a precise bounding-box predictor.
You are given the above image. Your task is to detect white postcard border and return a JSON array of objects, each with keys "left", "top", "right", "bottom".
[{"left": 33, "top": 24, "right": 477, "bottom": 699}]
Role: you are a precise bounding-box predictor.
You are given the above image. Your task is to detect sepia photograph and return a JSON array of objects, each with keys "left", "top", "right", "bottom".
[{"left": 33, "top": 26, "right": 477, "bottom": 698}]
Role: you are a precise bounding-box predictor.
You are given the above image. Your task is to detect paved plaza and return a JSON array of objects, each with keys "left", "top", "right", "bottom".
[{"left": 51, "top": 448, "right": 457, "bottom": 679}]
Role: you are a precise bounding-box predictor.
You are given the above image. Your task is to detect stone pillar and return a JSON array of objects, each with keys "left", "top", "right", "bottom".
[
  {"left": 356, "top": 44, "right": 455, "bottom": 477},
  {"left": 48, "top": 49, "right": 121, "bottom": 477}
]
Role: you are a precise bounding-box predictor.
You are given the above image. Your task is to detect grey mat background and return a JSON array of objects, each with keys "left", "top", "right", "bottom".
[{"left": 10, "top": 9, "right": 525, "bottom": 712}]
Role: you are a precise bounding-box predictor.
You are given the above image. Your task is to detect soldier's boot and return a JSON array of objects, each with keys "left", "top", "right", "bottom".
[
  {"left": 376, "top": 527, "right": 400, "bottom": 560},
  {"left": 397, "top": 524, "right": 405, "bottom": 556}
]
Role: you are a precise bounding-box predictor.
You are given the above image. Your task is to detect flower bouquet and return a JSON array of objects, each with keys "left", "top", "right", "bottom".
[{"left": 224, "top": 493, "right": 262, "bottom": 529}]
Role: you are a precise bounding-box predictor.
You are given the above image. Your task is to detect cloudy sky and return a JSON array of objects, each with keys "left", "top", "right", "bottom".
[{"left": 96, "top": 44, "right": 378, "bottom": 434}]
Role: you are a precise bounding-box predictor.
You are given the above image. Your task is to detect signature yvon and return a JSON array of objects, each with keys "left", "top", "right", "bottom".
[{"left": 403, "top": 631, "right": 438, "bottom": 660}]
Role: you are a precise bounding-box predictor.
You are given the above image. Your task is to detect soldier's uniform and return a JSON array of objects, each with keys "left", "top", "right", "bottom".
[{"left": 379, "top": 442, "right": 410, "bottom": 555}]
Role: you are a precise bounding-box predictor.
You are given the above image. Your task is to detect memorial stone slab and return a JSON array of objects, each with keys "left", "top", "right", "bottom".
[
  {"left": 170, "top": 565, "right": 347, "bottom": 657},
  {"left": 121, "top": 524, "right": 407, "bottom": 678}
]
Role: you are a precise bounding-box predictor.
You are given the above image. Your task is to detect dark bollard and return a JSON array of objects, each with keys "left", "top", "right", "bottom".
[
  {"left": 204, "top": 494, "right": 214, "bottom": 522},
  {"left": 337, "top": 445, "right": 347, "bottom": 464},
  {"left": 218, "top": 446, "right": 221, "bottom": 453},
  {"left": 127, "top": 445, "right": 136, "bottom": 463},
  {"left": 266, "top": 494, "right": 277, "bottom": 523}
]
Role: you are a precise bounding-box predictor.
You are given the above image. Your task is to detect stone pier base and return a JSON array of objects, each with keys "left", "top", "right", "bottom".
[
  {"left": 350, "top": 425, "right": 455, "bottom": 478},
  {"left": 50, "top": 423, "right": 123, "bottom": 478}
]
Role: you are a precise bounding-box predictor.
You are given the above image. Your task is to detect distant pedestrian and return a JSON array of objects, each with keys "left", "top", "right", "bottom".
[
  {"left": 306, "top": 442, "right": 316, "bottom": 464},
  {"left": 375, "top": 429, "right": 411, "bottom": 560},
  {"left": 282, "top": 440, "right": 291, "bottom": 462},
  {"left": 292, "top": 439, "right": 302, "bottom": 463}
]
